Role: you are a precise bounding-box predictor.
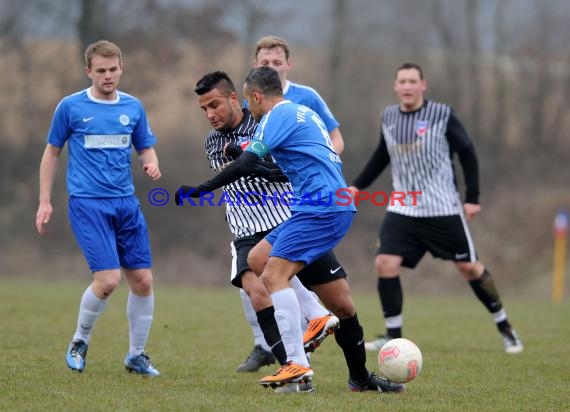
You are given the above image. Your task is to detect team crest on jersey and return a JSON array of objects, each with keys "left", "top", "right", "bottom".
[
  {"left": 415, "top": 120, "right": 428, "bottom": 137},
  {"left": 119, "top": 114, "right": 130, "bottom": 126},
  {"left": 238, "top": 136, "right": 250, "bottom": 150}
]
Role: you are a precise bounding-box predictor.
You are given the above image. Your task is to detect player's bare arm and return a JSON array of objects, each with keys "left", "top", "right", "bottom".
[{"left": 36, "top": 144, "right": 62, "bottom": 235}]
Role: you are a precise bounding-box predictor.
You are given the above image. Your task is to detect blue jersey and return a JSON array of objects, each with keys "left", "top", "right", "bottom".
[
  {"left": 282, "top": 81, "right": 339, "bottom": 133},
  {"left": 246, "top": 100, "right": 355, "bottom": 213},
  {"left": 244, "top": 80, "right": 340, "bottom": 133},
  {"left": 47, "top": 88, "right": 156, "bottom": 198}
]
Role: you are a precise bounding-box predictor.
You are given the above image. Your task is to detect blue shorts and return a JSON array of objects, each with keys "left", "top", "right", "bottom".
[
  {"left": 265, "top": 211, "right": 354, "bottom": 265},
  {"left": 68, "top": 196, "right": 152, "bottom": 272}
]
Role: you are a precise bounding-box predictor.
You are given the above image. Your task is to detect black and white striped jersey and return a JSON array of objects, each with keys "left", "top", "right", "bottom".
[
  {"left": 204, "top": 109, "right": 291, "bottom": 238},
  {"left": 352, "top": 100, "right": 479, "bottom": 217}
]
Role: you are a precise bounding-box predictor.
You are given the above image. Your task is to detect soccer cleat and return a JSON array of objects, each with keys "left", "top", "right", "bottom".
[
  {"left": 348, "top": 372, "right": 405, "bottom": 393},
  {"left": 303, "top": 314, "right": 340, "bottom": 353},
  {"left": 124, "top": 353, "right": 160, "bottom": 376},
  {"left": 236, "top": 345, "right": 276, "bottom": 372},
  {"left": 273, "top": 381, "right": 315, "bottom": 393},
  {"left": 66, "top": 340, "right": 88, "bottom": 372},
  {"left": 259, "top": 361, "right": 313, "bottom": 388},
  {"left": 501, "top": 329, "right": 524, "bottom": 354},
  {"left": 364, "top": 334, "right": 393, "bottom": 351}
]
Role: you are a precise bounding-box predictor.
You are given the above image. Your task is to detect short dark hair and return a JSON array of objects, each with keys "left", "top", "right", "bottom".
[
  {"left": 244, "top": 67, "right": 283, "bottom": 97},
  {"left": 396, "top": 62, "right": 424, "bottom": 80},
  {"left": 194, "top": 71, "right": 236, "bottom": 96}
]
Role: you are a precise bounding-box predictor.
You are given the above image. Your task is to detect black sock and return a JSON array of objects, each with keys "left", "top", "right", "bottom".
[
  {"left": 378, "top": 277, "right": 403, "bottom": 338},
  {"left": 468, "top": 269, "right": 503, "bottom": 313},
  {"left": 468, "top": 270, "right": 514, "bottom": 334},
  {"left": 496, "top": 319, "right": 512, "bottom": 334},
  {"left": 256, "top": 306, "right": 287, "bottom": 365},
  {"left": 334, "top": 314, "right": 369, "bottom": 380}
]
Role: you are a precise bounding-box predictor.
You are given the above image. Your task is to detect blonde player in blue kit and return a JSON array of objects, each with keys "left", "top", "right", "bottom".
[
  {"left": 35, "top": 40, "right": 161, "bottom": 376},
  {"left": 176, "top": 67, "right": 404, "bottom": 393}
]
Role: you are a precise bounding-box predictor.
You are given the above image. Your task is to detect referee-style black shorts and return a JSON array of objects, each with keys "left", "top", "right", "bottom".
[
  {"left": 230, "top": 231, "right": 347, "bottom": 289},
  {"left": 377, "top": 211, "right": 478, "bottom": 269}
]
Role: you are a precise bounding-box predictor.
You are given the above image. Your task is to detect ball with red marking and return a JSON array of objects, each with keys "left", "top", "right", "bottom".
[{"left": 378, "top": 338, "right": 422, "bottom": 383}]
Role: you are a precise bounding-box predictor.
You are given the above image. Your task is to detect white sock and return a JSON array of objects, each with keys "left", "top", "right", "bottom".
[
  {"left": 385, "top": 314, "right": 403, "bottom": 329},
  {"left": 73, "top": 286, "right": 107, "bottom": 344},
  {"left": 240, "top": 288, "right": 271, "bottom": 351},
  {"left": 271, "top": 287, "right": 308, "bottom": 367},
  {"left": 492, "top": 308, "right": 507, "bottom": 323},
  {"left": 127, "top": 292, "right": 154, "bottom": 357},
  {"left": 291, "top": 276, "right": 329, "bottom": 321}
]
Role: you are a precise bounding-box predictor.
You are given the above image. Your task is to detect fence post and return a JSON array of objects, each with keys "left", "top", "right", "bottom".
[{"left": 552, "top": 210, "right": 568, "bottom": 302}]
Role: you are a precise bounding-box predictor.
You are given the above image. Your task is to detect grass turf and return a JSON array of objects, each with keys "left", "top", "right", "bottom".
[{"left": 0, "top": 279, "right": 568, "bottom": 411}]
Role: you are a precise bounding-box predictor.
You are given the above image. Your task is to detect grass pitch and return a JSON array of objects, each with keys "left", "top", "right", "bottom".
[{"left": 0, "top": 278, "right": 568, "bottom": 411}]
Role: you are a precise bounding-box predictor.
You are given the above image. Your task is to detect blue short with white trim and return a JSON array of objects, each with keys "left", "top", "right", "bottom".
[
  {"left": 68, "top": 196, "right": 152, "bottom": 272},
  {"left": 265, "top": 210, "right": 354, "bottom": 265}
]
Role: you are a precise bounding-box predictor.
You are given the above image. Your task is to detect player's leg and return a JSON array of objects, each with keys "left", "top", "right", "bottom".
[
  {"left": 231, "top": 236, "right": 285, "bottom": 371},
  {"left": 66, "top": 197, "right": 122, "bottom": 372},
  {"left": 240, "top": 270, "right": 287, "bottom": 368},
  {"left": 237, "top": 289, "right": 278, "bottom": 371},
  {"left": 123, "top": 268, "right": 159, "bottom": 376},
  {"left": 66, "top": 270, "right": 119, "bottom": 372},
  {"left": 368, "top": 253, "right": 404, "bottom": 350},
  {"left": 456, "top": 261, "right": 524, "bottom": 354},
  {"left": 311, "top": 278, "right": 404, "bottom": 393},
  {"left": 255, "top": 211, "right": 354, "bottom": 388},
  {"left": 289, "top": 276, "right": 335, "bottom": 345},
  {"left": 295, "top": 252, "right": 348, "bottom": 352},
  {"left": 366, "top": 213, "right": 424, "bottom": 351},
  {"left": 256, "top": 256, "right": 312, "bottom": 387},
  {"left": 119, "top": 196, "right": 159, "bottom": 376},
  {"left": 423, "top": 214, "right": 523, "bottom": 354}
]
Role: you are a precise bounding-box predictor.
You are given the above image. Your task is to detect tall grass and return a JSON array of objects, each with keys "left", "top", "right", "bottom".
[{"left": 0, "top": 279, "right": 568, "bottom": 411}]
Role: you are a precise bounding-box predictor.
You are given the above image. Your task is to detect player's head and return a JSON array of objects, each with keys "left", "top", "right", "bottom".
[
  {"left": 243, "top": 67, "right": 283, "bottom": 122},
  {"left": 195, "top": 71, "right": 242, "bottom": 131},
  {"left": 84, "top": 40, "right": 123, "bottom": 99},
  {"left": 253, "top": 35, "right": 292, "bottom": 87},
  {"left": 394, "top": 62, "right": 427, "bottom": 112}
]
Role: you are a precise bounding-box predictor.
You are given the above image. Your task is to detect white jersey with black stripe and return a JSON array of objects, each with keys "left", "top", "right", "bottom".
[
  {"left": 382, "top": 101, "right": 463, "bottom": 217},
  {"left": 204, "top": 109, "right": 291, "bottom": 238}
]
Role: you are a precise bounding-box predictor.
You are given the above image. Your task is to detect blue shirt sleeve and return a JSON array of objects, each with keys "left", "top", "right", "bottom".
[
  {"left": 303, "top": 91, "right": 339, "bottom": 133},
  {"left": 47, "top": 99, "right": 71, "bottom": 148},
  {"left": 131, "top": 102, "right": 156, "bottom": 151}
]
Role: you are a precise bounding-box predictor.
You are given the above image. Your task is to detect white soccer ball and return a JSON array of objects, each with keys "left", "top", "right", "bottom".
[{"left": 377, "top": 338, "right": 422, "bottom": 383}]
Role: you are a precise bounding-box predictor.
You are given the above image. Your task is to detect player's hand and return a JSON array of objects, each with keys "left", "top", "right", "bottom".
[
  {"left": 463, "top": 203, "right": 481, "bottom": 220},
  {"left": 224, "top": 142, "right": 244, "bottom": 159},
  {"left": 174, "top": 185, "right": 202, "bottom": 205},
  {"left": 35, "top": 203, "right": 53, "bottom": 235},
  {"left": 143, "top": 163, "right": 161, "bottom": 181}
]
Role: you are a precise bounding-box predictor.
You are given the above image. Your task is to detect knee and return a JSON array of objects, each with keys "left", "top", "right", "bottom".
[
  {"left": 456, "top": 261, "right": 484, "bottom": 280},
  {"left": 127, "top": 270, "right": 154, "bottom": 295},
  {"left": 247, "top": 252, "right": 266, "bottom": 276},
  {"left": 135, "top": 274, "right": 153, "bottom": 294},
  {"left": 374, "top": 254, "right": 400, "bottom": 277},
  {"left": 242, "top": 274, "right": 271, "bottom": 310},
  {"left": 93, "top": 272, "right": 121, "bottom": 297},
  {"left": 330, "top": 302, "right": 356, "bottom": 319}
]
